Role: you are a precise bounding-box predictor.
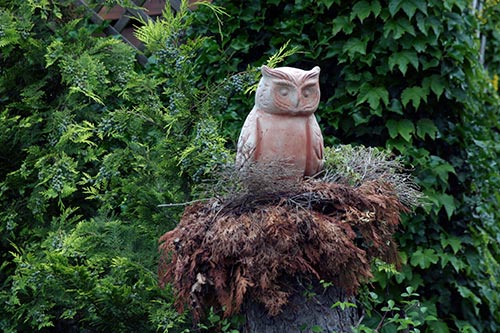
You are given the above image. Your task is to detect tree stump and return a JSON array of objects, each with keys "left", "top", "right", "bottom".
[{"left": 241, "top": 278, "right": 359, "bottom": 333}]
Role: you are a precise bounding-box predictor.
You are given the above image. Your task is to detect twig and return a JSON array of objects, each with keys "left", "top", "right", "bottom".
[{"left": 157, "top": 198, "right": 210, "bottom": 207}]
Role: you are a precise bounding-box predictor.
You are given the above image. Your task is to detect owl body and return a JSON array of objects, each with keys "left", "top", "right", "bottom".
[{"left": 236, "top": 66, "right": 324, "bottom": 177}]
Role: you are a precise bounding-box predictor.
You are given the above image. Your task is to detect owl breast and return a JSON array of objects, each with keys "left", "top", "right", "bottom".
[{"left": 238, "top": 109, "right": 323, "bottom": 177}]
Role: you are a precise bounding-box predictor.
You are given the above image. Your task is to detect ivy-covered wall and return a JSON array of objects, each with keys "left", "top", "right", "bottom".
[
  {"left": 191, "top": 0, "right": 500, "bottom": 332},
  {"left": 0, "top": 0, "right": 499, "bottom": 332}
]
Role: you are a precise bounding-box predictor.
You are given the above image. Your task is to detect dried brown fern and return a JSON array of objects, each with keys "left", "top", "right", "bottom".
[
  {"left": 158, "top": 145, "right": 423, "bottom": 319},
  {"left": 159, "top": 178, "right": 413, "bottom": 319}
]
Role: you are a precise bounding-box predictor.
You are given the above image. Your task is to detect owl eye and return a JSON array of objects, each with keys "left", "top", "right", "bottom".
[
  {"left": 302, "top": 88, "right": 313, "bottom": 98},
  {"left": 279, "top": 87, "right": 290, "bottom": 96}
]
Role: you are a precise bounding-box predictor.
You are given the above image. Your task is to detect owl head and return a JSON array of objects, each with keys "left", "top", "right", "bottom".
[{"left": 255, "top": 65, "right": 321, "bottom": 116}]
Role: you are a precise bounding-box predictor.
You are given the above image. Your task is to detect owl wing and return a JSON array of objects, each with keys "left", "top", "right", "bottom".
[
  {"left": 310, "top": 116, "right": 324, "bottom": 173},
  {"left": 236, "top": 109, "right": 259, "bottom": 167}
]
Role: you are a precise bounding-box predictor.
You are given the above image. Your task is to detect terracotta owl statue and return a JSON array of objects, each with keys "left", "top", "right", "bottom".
[{"left": 236, "top": 65, "right": 324, "bottom": 177}]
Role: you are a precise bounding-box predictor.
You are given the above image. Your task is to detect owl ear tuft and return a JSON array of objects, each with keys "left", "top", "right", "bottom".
[
  {"left": 261, "top": 65, "right": 290, "bottom": 80},
  {"left": 261, "top": 65, "right": 275, "bottom": 77},
  {"left": 309, "top": 66, "right": 321, "bottom": 76}
]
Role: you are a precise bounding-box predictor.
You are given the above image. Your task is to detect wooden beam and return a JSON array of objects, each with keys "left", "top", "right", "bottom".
[{"left": 74, "top": 0, "right": 148, "bottom": 66}]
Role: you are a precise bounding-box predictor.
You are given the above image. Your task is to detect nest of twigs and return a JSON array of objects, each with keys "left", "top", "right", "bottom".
[{"left": 158, "top": 146, "right": 423, "bottom": 320}]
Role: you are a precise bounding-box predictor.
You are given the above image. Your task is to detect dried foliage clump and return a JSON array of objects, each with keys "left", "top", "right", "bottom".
[{"left": 158, "top": 145, "right": 422, "bottom": 320}]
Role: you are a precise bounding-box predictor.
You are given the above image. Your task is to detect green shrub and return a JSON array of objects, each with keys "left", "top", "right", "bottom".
[{"left": 0, "top": 1, "right": 233, "bottom": 331}]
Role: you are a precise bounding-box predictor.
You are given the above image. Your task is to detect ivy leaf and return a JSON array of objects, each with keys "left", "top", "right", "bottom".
[
  {"left": 448, "top": 256, "right": 466, "bottom": 273},
  {"left": 397, "top": 119, "right": 414, "bottom": 141},
  {"left": 416, "top": 118, "right": 438, "bottom": 139},
  {"left": 342, "top": 37, "right": 368, "bottom": 58},
  {"left": 438, "top": 193, "right": 456, "bottom": 218},
  {"left": 386, "top": 119, "right": 414, "bottom": 141},
  {"left": 322, "top": 0, "right": 336, "bottom": 9},
  {"left": 351, "top": 1, "right": 371, "bottom": 22},
  {"left": 388, "top": 0, "right": 403, "bottom": 16},
  {"left": 356, "top": 84, "right": 389, "bottom": 110},
  {"left": 455, "top": 285, "right": 481, "bottom": 314},
  {"left": 371, "top": 0, "right": 382, "bottom": 17},
  {"left": 401, "top": 0, "right": 427, "bottom": 19},
  {"left": 388, "top": 50, "right": 419, "bottom": 75},
  {"left": 416, "top": 13, "right": 428, "bottom": 35},
  {"left": 383, "top": 17, "right": 416, "bottom": 39},
  {"left": 386, "top": 119, "right": 399, "bottom": 138},
  {"left": 440, "top": 234, "right": 462, "bottom": 254},
  {"left": 423, "top": 74, "right": 445, "bottom": 98},
  {"left": 410, "top": 248, "right": 439, "bottom": 269},
  {"left": 387, "top": 98, "right": 403, "bottom": 114},
  {"left": 331, "top": 16, "right": 352, "bottom": 36},
  {"left": 352, "top": 110, "right": 371, "bottom": 126},
  {"left": 401, "top": 86, "right": 427, "bottom": 109},
  {"left": 429, "top": 156, "right": 456, "bottom": 183}
]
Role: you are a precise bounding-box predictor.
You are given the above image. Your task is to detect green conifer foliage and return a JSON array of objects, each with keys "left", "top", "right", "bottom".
[{"left": 0, "top": 1, "right": 234, "bottom": 331}]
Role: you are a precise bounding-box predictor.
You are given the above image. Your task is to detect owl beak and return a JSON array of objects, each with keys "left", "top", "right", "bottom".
[{"left": 292, "top": 95, "right": 300, "bottom": 108}]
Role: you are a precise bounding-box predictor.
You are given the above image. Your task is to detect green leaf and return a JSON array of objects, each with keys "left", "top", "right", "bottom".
[
  {"left": 401, "top": 0, "right": 427, "bottom": 19},
  {"left": 388, "top": 0, "right": 403, "bottom": 16},
  {"left": 387, "top": 98, "right": 404, "bottom": 114},
  {"left": 428, "top": 321, "right": 450, "bottom": 333},
  {"left": 440, "top": 234, "right": 462, "bottom": 254},
  {"left": 352, "top": 110, "right": 371, "bottom": 126},
  {"left": 410, "top": 248, "right": 439, "bottom": 269},
  {"left": 322, "top": 0, "right": 336, "bottom": 9},
  {"left": 386, "top": 119, "right": 399, "bottom": 139},
  {"left": 342, "top": 38, "right": 368, "bottom": 58},
  {"left": 455, "top": 285, "right": 482, "bottom": 314},
  {"left": 416, "top": 13, "right": 428, "bottom": 35},
  {"left": 448, "top": 256, "right": 466, "bottom": 272},
  {"left": 357, "top": 84, "right": 389, "bottom": 110},
  {"left": 416, "top": 118, "right": 438, "bottom": 139},
  {"left": 311, "top": 325, "right": 324, "bottom": 332},
  {"left": 397, "top": 119, "right": 415, "bottom": 141},
  {"left": 423, "top": 75, "right": 445, "bottom": 98},
  {"left": 351, "top": 1, "right": 371, "bottom": 22},
  {"left": 388, "top": 50, "right": 419, "bottom": 75},
  {"left": 401, "top": 86, "right": 427, "bottom": 109},
  {"left": 385, "top": 119, "right": 415, "bottom": 141},
  {"left": 331, "top": 16, "right": 352, "bottom": 36},
  {"left": 331, "top": 301, "right": 357, "bottom": 310},
  {"left": 438, "top": 193, "right": 456, "bottom": 218},
  {"left": 371, "top": 0, "right": 382, "bottom": 17},
  {"left": 383, "top": 17, "right": 416, "bottom": 39},
  {"left": 429, "top": 156, "right": 456, "bottom": 183}
]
